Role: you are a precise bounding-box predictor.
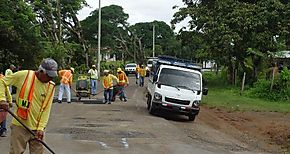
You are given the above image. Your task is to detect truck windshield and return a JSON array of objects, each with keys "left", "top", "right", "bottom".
[
  {"left": 126, "top": 64, "right": 136, "bottom": 67},
  {"left": 158, "top": 68, "right": 201, "bottom": 91}
]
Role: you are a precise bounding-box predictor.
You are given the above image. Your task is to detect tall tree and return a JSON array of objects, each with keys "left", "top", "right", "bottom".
[
  {"left": 172, "top": 0, "right": 288, "bottom": 83},
  {"left": 0, "top": 0, "right": 43, "bottom": 71}
]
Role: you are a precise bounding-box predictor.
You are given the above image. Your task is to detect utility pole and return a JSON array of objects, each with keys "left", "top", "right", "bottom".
[
  {"left": 152, "top": 24, "right": 155, "bottom": 57},
  {"left": 97, "top": 0, "right": 101, "bottom": 77}
]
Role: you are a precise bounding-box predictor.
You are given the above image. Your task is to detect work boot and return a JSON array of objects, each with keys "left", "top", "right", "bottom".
[{"left": 0, "top": 131, "right": 7, "bottom": 137}]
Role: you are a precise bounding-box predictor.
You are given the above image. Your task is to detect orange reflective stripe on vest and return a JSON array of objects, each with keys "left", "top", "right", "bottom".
[
  {"left": 103, "top": 75, "right": 113, "bottom": 88},
  {"left": 61, "top": 70, "right": 72, "bottom": 84},
  {"left": 118, "top": 73, "right": 125, "bottom": 82},
  {"left": 36, "top": 82, "right": 55, "bottom": 129},
  {"left": 17, "top": 71, "right": 36, "bottom": 120}
]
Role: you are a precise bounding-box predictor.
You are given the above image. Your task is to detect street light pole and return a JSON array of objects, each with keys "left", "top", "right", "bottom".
[
  {"left": 152, "top": 24, "right": 155, "bottom": 57},
  {"left": 97, "top": 0, "right": 102, "bottom": 77}
]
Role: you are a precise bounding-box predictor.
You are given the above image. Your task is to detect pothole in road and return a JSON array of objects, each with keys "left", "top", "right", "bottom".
[
  {"left": 109, "top": 118, "right": 134, "bottom": 122},
  {"left": 75, "top": 123, "right": 110, "bottom": 128},
  {"left": 49, "top": 127, "right": 155, "bottom": 141},
  {"left": 72, "top": 117, "right": 86, "bottom": 120},
  {"left": 188, "top": 135, "right": 249, "bottom": 152}
]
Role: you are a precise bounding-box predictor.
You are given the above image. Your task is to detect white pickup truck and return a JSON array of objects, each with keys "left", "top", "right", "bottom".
[{"left": 146, "top": 56, "right": 208, "bottom": 121}]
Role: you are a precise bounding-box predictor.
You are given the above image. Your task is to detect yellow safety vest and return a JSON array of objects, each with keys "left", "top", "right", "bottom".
[{"left": 17, "top": 71, "right": 55, "bottom": 122}]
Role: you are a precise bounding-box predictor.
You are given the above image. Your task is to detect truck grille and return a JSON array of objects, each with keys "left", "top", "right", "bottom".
[{"left": 165, "top": 97, "right": 190, "bottom": 105}]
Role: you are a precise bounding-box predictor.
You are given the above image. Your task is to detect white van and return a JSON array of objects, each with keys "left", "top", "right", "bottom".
[{"left": 146, "top": 56, "right": 208, "bottom": 121}]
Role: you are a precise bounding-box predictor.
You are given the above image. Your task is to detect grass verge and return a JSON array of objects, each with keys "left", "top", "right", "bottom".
[{"left": 202, "top": 87, "right": 290, "bottom": 113}]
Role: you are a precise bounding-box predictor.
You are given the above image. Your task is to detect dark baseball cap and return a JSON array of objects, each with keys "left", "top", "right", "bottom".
[{"left": 39, "top": 58, "right": 58, "bottom": 77}]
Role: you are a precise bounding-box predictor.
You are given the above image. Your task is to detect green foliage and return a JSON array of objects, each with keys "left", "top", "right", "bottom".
[
  {"left": 100, "top": 61, "right": 125, "bottom": 75},
  {"left": 246, "top": 68, "right": 290, "bottom": 101},
  {"left": 172, "top": 0, "right": 290, "bottom": 83},
  {"left": 203, "top": 87, "right": 290, "bottom": 113},
  {"left": 202, "top": 71, "right": 229, "bottom": 88},
  {"left": 0, "top": 0, "right": 44, "bottom": 70}
]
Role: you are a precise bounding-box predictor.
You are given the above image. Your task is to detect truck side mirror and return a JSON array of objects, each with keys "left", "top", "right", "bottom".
[
  {"left": 202, "top": 88, "right": 208, "bottom": 95},
  {"left": 153, "top": 75, "right": 158, "bottom": 82}
]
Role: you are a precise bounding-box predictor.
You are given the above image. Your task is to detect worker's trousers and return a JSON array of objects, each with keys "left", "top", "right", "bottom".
[
  {"left": 104, "top": 89, "right": 113, "bottom": 103},
  {"left": 58, "top": 83, "right": 71, "bottom": 102},
  {"left": 119, "top": 86, "right": 127, "bottom": 99},
  {"left": 10, "top": 124, "right": 44, "bottom": 154},
  {"left": 90, "top": 79, "right": 98, "bottom": 95},
  {"left": 139, "top": 76, "right": 145, "bottom": 87}
]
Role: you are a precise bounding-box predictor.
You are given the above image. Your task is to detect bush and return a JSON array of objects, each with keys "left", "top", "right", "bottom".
[
  {"left": 203, "top": 70, "right": 229, "bottom": 88},
  {"left": 246, "top": 68, "right": 290, "bottom": 101},
  {"left": 100, "top": 61, "right": 125, "bottom": 75}
]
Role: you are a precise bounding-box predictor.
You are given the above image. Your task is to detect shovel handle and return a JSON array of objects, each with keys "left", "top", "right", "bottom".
[{"left": 5, "top": 109, "right": 56, "bottom": 154}]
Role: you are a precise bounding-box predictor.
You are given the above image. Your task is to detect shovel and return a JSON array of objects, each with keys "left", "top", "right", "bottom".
[{"left": 1, "top": 108, "right": 56, "bottom": 154}]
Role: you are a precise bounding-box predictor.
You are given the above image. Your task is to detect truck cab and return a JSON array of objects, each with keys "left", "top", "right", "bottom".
[{"left": 146, "top": 56, "right": 208, "bottom": 121}]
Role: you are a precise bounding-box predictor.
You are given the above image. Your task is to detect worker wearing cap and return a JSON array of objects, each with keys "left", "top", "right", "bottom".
[
  {"left": 139, "top": 65, "right": 147, "bottom": 87},
  {"left": 0, "top": 74, "right": 12, "bottom": 137},
  {"left": 5, "top": 64, "right": 16, "bottom": 93},
  {"left": 0, "top": 58, "right": 58, "bottom": 154},
  {"left": 58, "top": 67, "right": 74, "bottom": 104},
  {"left": 102, "top": 70, "right": 119, "bottom": 104},
  {"left": 116, "top": 68, "right": 129, "bottom": 102},
  {"left": 88, "top": 65, "right": 98, "bottom": 95}
]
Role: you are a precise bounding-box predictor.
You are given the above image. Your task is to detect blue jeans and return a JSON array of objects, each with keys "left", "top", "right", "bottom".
[
  {"left": 104, "top": 89, "right": 113, "bottom": 102},
  {"left": 58, "top": 83, "right": 71, "bottom": 102},
  {"left": 0, "top": 119, "right": 7, "bottom": 134},
  {"left": 119, "top": 86, "right": 127, "bottom": 100},
  {"left": 139, "top": 76, "right": 144, "bottom": 87},
  {"left": 91, "top": 79, "right": 98, "bottom": 95}
]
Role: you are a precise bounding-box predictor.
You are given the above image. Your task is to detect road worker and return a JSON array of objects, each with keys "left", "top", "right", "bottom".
[
  {"left": 58, "top": 67, "right": 74, "bottom": 103},
  {"left": 0, "top": 58, "right": 58, "bottom": 154},
  {"left": 139, "top": 65, "right": 147, "bottom": 87},
  {"left": 0, "top": 74, "right": 12, "bottom": 137},
  {"left": 116, "top": 68, "right": 129, "bottom": 102},
  {"left": 135, "top": 64, "right": 140, "bottom": 84},
  {"left": 5, "top": 64, "right": 16, "bottom": 93},
  {"left": 102, "top": 70, "right": 119, "bottom": 104},
  {"left": 88, "top": 65, "right": 98, "bottom": 95}
]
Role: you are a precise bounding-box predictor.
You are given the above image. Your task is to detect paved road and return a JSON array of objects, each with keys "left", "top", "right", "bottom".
[{"left": 0, "top": 77, "right": 267, "bottom": 154}]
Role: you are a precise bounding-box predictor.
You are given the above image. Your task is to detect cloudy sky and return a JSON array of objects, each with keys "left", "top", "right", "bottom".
[{"left": 77, "top": 0, "right": 188, "bottom": 31}]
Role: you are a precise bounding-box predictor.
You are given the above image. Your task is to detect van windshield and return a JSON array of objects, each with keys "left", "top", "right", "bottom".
[
  {"left": 158, "top": 68, "right": 201, "bottom": 91},
  {"left": 126, "top": 64, "right": 136, "bottom": 67}
]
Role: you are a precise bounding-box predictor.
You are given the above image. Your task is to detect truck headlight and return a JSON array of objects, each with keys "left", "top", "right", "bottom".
[
  {"left": 193, "top": 100, "right": 201, "bottom": 107},
  {"left": 154, "top": 92, "right": 162, "bottom": 100}
]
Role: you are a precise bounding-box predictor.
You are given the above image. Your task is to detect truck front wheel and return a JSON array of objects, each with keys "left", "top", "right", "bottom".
[
  {"left": 149, "top": 102, "right": 156, "bottom": 115},
  {"left": 146, "top": 94, "right": 152, "bottom": 110},
  {"left": 188, "top": 115, "right": 196, "bottom": 121},
  {"left": 147, "top": 95, "right": 156, "bottom": 114}
]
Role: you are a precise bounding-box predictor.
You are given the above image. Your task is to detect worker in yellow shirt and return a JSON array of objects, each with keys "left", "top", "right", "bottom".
[
  {"left": 58, "top": 67, "right": 74, "bottom": 104},
  {"left": 0, "top": 58, "right": 58, "bottom": 154},
  {"left": 135, "top": 64, "right": 140, "bottom": 84},
  {"left": 5, "top": 64, "right": 16, "bottom": 93},
  {"left": 139, "top": 65, "right": 147, "bottom": 87},
  {"left": 0, "top": 74, "right": 12, "bottom": 137},
  {"left": 102, "top": 70, "right": 119, "bottom": 104},
  {"left": 116, "top": 68, "right": 129, "bottom": 102}
]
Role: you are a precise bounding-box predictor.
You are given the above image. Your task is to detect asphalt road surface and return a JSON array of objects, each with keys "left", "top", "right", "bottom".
[{"left": 0, "top": 77, "right": 274, "bottom": 154}]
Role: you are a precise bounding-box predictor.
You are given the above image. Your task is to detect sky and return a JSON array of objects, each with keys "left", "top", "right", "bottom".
[{"left": 77, "top": 0, "right": 188, "bottom": 32}]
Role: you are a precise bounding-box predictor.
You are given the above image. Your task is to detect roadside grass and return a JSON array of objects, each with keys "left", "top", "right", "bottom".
[{"left": 202, "top": 87, "right": 290, "bottom": 113}]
